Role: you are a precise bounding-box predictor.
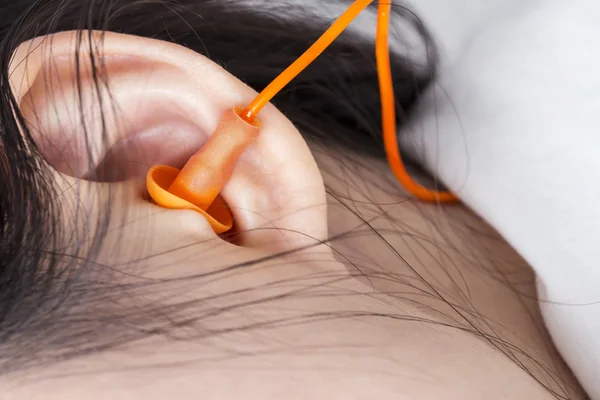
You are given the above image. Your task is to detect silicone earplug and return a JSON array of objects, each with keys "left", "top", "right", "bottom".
[{"left": 146, "top": 107, "right": 260, "bottom": 234}]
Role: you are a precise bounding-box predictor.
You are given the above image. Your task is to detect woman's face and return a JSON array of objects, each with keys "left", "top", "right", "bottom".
[{"left": 4, "top": 31, "right": 583, "bottom": 399}]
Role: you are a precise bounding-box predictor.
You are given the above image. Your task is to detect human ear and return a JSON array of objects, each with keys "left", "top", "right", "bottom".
[{"left": 10, "top": 31, "right": 328, "bottom": 250}]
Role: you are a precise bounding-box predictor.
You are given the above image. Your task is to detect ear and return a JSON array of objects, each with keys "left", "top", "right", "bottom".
[{"left": 10, "top": 31, "right": 328, "bottom": 251}]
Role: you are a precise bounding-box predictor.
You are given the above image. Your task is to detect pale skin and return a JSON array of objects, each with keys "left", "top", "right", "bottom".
[{"left": 1, "top": 26, "right": 589, "bottom": 399}]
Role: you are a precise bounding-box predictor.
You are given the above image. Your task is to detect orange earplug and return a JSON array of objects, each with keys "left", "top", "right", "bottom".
[{"left": 146, "top": 107, "right": 259, "bottom": 234}]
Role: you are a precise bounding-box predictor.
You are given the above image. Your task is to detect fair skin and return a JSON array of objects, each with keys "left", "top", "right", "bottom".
[{"left": 3, "top": 30, "right": 587, "bottom": 398}]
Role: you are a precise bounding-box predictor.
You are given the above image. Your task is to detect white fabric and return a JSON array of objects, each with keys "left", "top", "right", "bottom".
[{"left": 401, "top": 1, "right": 600, "bottom": 398}]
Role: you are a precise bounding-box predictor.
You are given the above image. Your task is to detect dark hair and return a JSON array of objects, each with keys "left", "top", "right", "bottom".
[{"left": 0, "top": 1, "right": 576, "bottom": 398}]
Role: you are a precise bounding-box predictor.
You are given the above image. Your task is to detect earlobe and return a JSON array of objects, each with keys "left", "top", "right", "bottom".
[{"left": 11, "top": 31, "right": 329, "bottom": 251}]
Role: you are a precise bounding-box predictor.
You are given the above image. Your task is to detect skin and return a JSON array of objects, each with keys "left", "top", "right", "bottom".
[{"left": 3, "top": 30, "right": 587, "bottom": 399}]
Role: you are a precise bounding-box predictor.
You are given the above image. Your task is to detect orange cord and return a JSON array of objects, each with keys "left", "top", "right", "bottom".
[
  {"left": 375, "top": 2, "right": 457, "bottom": 202},
  {"left": 241, "top": 0, "right": 375, "bottom": 122},
  {"left": 147, "top": 0, "right": 457, "bottom": 230},
  {"left": 243, "top": 0, "right": 457, "bottom": 202}
]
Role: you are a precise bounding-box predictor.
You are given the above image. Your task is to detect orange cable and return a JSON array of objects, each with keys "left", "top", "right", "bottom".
[
  {"left": 243, "top": 0, "right": 457, "bottom": 202},
  {"left": 241, "top": 0, "right": 375, "bottom": 122},
  {"left": 375, "top": 1, "right": 457, "bottom": 203}
]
